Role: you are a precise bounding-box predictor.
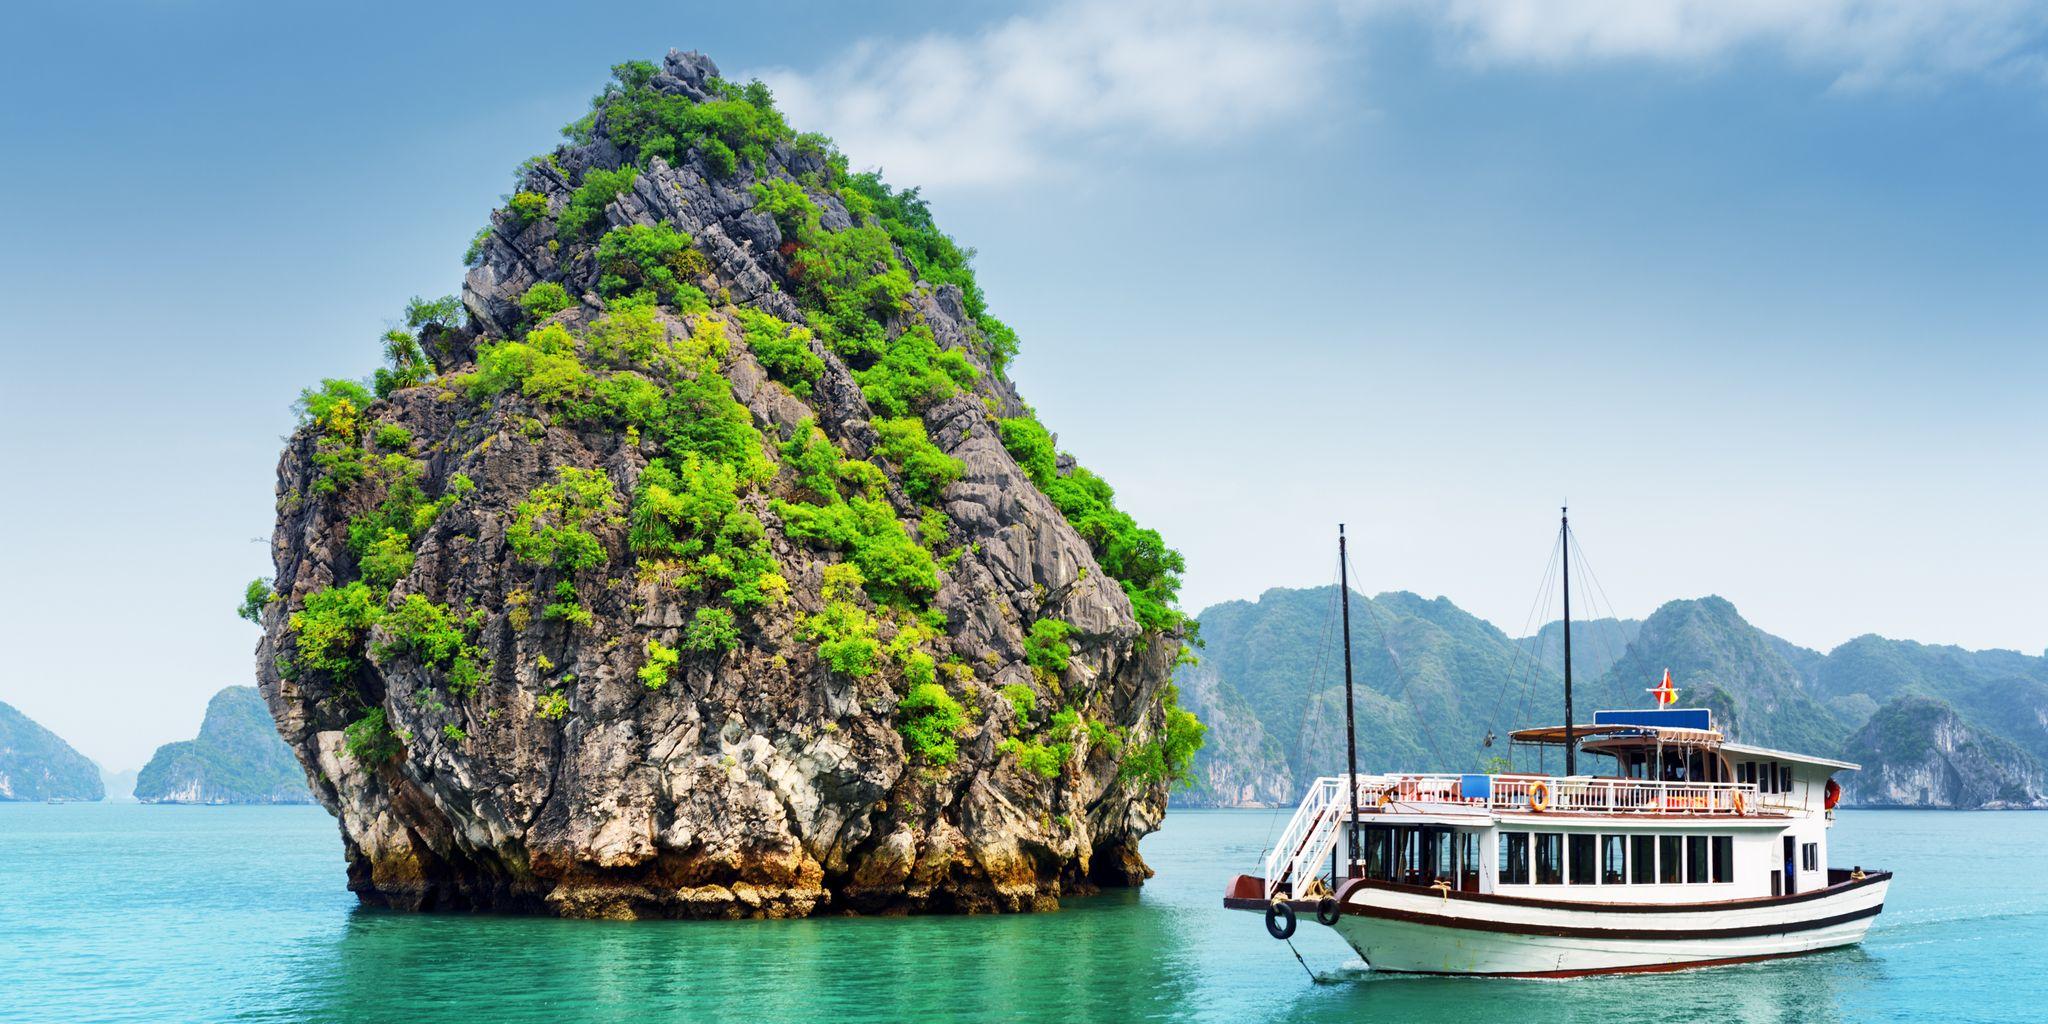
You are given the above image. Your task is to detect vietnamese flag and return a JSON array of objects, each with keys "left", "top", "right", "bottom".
[{"left": 1648, "top": 669, "right": 1679, "bottom": 706}]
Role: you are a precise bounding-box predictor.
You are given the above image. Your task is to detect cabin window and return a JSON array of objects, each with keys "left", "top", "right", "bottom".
[
  {"left": 1361, "top": 827, "right": 1391, "bottom": 880},
  {"left": 1535, "top": 833, "right": 1564, "bottom": 885},
  {"left": 1712, "top": 836, "right": 1734, "bottom": 883},
  {"left": 1459, "top": 832, "right": 1482, "bottom": 892},
  {"left": 1499, "top": 832, "right": 1530, "bottom": 885},
  {"left": 1659, "top": 835, "right": 1683, "bottom": 883},
  {"left": 1802, "top": 842, "right": 1819, "bottom": 872},
  {"left": 1435, "top": 829, "right": 1456, "bottom": 883},
  {"left": 1630, "top": 835, "right": 1656, "bottom": 884},
  {"left": 1601, "top": 835, "right": 1626, "bottom": 884},
  {"left": 1567, "top": 834, "right": 1597, "bottom": 885},
  {"left": 1736, "top": 761, "right": 1752, "bottom": 785},
  {"left": 1782, "top": 765, "right": 1796, "bottom": 794},
  {"left": 1686, "top": 836, "right": 1709, "bottom": 884}
]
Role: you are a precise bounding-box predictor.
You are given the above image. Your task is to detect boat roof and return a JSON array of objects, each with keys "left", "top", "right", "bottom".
[
  {"left": 1504, "top": 724, "right": 1861, "bottom": 772},
  {"left": 1508, "top": 723, "right": 1723, "bottom": 745},
  {"left": 1720, "top": 741, "right": 1860, "bottom": 772}
]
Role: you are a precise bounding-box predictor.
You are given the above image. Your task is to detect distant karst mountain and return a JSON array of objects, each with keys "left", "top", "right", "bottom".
[
  {"left": 1519, "top": 616, "right": 1641, "bottom": 686},
  {"left": 1840, "top": 696, "right": 2046, "bottom": 808},
  {"left": 0, "top": 701, "right": 103, "bottom": 802},
  {"left": 136, "top": 688, "right": 312, "bottom": 805},
  {"left": 1173, "top": 587, "right": 2048, "bottom": 810}
]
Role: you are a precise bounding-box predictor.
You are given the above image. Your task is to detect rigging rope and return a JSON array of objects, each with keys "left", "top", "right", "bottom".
[
  {"left": 1493, "top": 537, "right": 1561, "bottom": 760},
  {"left": 1567, "top": 527, "right": 1628, "bottom": 679}
]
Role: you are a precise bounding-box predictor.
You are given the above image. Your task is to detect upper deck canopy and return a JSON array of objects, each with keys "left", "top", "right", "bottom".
[{"left": 1508, "top": 708, "right": 1859, "bottom": 770}]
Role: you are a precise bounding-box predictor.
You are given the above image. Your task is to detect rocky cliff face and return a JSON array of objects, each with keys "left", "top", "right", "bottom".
[
  {"left": 0, "top": 701, "right": 103, "bottom": 802},
  {"left": 1839, "top": 696, "right": 2048, "bottom": 808},
  {"left": 136, "top": 687, "right": 312, "bottom": 805},
  {"left": 1171, "top": 660, "right": 1292, "bottom": 807},
  {"left": 256, "top": 51, "right": 1195, "bottom": 918}
]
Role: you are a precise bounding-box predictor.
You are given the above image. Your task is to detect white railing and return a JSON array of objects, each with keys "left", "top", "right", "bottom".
[
  {"left": 1262, "top": 775, "right": 1347, "bottom": 900},
  {"left": 1356, "top": 772, "right": 1766, "bottom": 816}
]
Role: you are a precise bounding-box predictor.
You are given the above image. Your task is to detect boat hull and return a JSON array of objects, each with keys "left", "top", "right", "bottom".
[{"left": 1230, "top": 871, "right": 1890, "bottom": 977}]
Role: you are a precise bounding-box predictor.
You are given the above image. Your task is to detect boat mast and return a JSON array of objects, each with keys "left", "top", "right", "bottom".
[
  {"left": 1340, "top": 524, "right": 1360, "bottom": 870},
  {"left": 1561, "top": 507, "right": 1575, "bottom": 777}
]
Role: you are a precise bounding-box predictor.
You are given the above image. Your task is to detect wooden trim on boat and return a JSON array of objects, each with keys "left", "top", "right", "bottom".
[
  {"left": 1382, "top": 947, "right": 1829, "bottom": 978},
  {"left": 1328, "top": 870, "right": 1891, "bottom": 914},
  {"left": 1329, "top": 898, "right": 1882, "bottom": 940}
]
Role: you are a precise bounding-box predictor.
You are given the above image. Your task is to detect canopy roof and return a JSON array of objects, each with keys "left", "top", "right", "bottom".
[
  {"left": 1508, "top": 723, "right": 1723, "bottom": 747},
  {"left": 1505, "top": 725, "right": 1859, "bottom": 770}
]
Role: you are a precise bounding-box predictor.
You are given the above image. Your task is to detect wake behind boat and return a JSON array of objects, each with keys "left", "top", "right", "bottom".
[{"left": 1225, "top": 513, "right": 1892, "bottom": 978}]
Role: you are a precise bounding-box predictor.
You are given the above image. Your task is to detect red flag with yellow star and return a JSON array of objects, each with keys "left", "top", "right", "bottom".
[{"left": 1648, "top": 669, "right": 1678, "bottom": 706}]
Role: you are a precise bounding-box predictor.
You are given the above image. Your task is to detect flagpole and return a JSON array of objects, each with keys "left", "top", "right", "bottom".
[
  {"left": 1339, "top": 524, "right": 1360, "bottom": 877},
  {"left": 1561, "top": 508, "right": 1574, "bottom": 778}
]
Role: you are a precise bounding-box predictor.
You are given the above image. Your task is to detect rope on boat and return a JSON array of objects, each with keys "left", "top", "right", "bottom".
[{"left": 1283, "top": 938, "right": 1337, "bottom": 985}]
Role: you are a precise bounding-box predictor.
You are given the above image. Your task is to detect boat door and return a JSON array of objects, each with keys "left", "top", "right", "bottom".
[{"left": 1783, "top": 835, "right": 1798, "bottom": 895}]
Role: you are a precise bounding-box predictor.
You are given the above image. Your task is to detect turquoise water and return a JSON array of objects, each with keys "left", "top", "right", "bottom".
[{"left": 0, "top": 805, "right": 2039, "bottom": 1022}]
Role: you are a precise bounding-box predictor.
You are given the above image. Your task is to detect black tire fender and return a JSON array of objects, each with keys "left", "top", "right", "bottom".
[
  {"left": 1315, "top": 897, "right": 1342, "bottom": 926},
  {"left": 1264, "top": 900, "right": 1298, "bottom": 940}
]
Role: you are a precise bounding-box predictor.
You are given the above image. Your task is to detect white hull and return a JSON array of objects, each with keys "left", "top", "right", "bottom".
[{"left": 1325, "top": 875, "right": 1889, "bottom": 977}]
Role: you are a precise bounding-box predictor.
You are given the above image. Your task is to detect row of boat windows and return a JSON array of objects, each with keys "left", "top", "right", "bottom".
[
  {"left": 1613, "top": 751, "right": 1798, "bottom": 791},
  {"left": 1736, "top": 761, "right": 1796, "bottom": 794},
  {"left": 1351, "top": 826, "right": 1484, "bottom": 891},
  {"left": 1498, "top": 832, "right": 1735, "bottom": 886}
]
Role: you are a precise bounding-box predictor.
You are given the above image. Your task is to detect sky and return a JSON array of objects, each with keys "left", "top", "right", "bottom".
[{"left": 3, "top": 0, "right": 2046, "bottom": 770}]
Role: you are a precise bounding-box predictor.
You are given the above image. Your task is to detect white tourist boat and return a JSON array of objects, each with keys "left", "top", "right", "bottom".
[{"left": 1225, "top": 515, "right": 1892, "bottom": 978}]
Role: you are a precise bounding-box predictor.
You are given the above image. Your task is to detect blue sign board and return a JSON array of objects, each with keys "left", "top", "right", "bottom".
[{"left": 1592, "top": 708, "right": 1713, "bottom": 731}]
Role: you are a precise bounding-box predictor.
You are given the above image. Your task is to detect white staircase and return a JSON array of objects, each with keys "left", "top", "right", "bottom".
[{"left": 1262, "top": 775, "right": 1358, "bottom": 900}]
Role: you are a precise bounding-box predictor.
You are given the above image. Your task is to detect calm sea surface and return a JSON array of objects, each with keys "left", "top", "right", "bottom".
[{"left": 0, "top": 804, "right": 2039, "bottom": 1022}]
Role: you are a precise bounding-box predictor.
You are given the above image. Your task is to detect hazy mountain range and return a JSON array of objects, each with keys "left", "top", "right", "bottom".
[
  {"left": 1173, "top": 587, "right": 2048, "bottom": 810},
  {"left": 0, "top": 700, "right": 103, "bottom": 801},
  {"left": 0, "top": 688, "right": 312, "bottom": 805}
]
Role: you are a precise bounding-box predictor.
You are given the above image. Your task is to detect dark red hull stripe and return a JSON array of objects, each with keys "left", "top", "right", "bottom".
[
  {"left": 1332, "top": 899, "right": 1882, "bottom": 940},
  {"left": 1331, "top": 870, "right": 1891, "bottom": 914},
  {"left": 1379, "top": 947, "right": 1826, "bottom": 979}
]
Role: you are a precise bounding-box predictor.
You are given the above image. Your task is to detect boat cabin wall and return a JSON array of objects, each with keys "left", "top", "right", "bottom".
[
  {"left": 1343, "top": 821, "right": 1841, "bottom": 904},
  {"left": 1729, "top": 755, "right": 1833, "bottom": 821}
]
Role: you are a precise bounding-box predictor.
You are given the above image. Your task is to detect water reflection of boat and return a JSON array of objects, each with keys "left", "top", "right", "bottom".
[{"left": 1226, "top": 514, "right": 1891, "bottom": 977}]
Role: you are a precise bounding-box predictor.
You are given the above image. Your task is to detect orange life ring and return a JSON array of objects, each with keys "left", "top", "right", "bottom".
[
  {"left": 1731, "top": 791, "right": 1747, "bottom": 816},
  {"left": 1824, "top": 777, "right": 1842, "bottom": 811},
  {"left": 1527, "top": 781, "right": 1550, "bottom": 812}
]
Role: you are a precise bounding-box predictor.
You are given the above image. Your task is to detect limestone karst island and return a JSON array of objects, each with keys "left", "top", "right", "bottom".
[{"left": 254, "top": 51, "right": 1202, "bottom": 918}]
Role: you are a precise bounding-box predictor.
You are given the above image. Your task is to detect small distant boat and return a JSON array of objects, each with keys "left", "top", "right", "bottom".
[{"left": 1225, "top": 513, "right": 1891, "bottom": 977}]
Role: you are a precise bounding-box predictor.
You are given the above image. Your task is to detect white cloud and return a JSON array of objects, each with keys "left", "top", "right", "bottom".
[
  {"left": 752, "top": 0, "right": 1338, "bottom": 188},
  {"left": 1416, "top": 0, "right": 2048, "bottom": 91},
  {"left": 754, "top": 1, "right": 2048, "bottom": 189}
]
